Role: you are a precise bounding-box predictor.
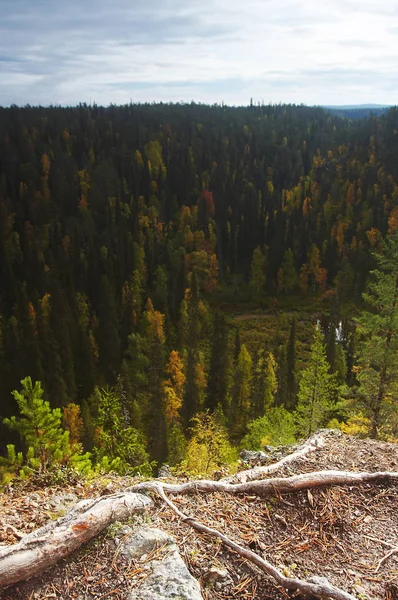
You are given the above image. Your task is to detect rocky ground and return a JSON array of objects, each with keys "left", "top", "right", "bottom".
[{"left": 1, "top": 430, "right": 397, "bottom": 600}]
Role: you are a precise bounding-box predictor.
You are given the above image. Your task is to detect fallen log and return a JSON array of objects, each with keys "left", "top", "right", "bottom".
[{"left": 0, "top": 492, "right": 152, "bottom": 588}]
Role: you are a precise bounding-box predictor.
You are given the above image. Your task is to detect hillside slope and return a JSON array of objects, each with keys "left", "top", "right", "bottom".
[{"left": 1, "top": 430, "right": 397, "bottom": 600}]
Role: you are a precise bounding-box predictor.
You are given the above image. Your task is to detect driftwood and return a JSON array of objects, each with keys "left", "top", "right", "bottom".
[{"left": 0, "top": 492, "right": 152, "bottom": 588}]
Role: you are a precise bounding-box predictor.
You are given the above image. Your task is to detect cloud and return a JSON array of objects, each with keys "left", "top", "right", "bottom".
[{"left": 1, "top": 0, "right": 397, "bottom": 106}]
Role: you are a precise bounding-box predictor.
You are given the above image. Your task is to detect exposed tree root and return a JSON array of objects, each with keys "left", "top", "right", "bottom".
[
  {"left": 1, "top": 430, "right": 397, "bottom": 598},
  {"left": 130, "top": 469, "right": 398, "bottom": 496},
  {"left": 154, "top": 483, "right": 357, "bottom": 600},
  {"left": 0, "top": 492, "right": 152, "bottom": 588},
  {"left": 222, "top": 430, "right": 327, "bottom": 483},
  {"left": 375, "top": 547, "right": 398, "bottom": 573}
]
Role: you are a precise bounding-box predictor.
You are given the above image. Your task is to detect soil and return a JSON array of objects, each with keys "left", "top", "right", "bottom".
[{"left": 1, "top": 430, "right": 397, "bottom": 600}]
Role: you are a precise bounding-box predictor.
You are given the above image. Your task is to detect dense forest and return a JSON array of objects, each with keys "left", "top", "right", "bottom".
[{"left": 1, "top": 103, "right": 398, "bottom": 480}]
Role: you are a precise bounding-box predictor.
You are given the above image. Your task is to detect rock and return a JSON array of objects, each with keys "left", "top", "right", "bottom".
[
  {"left": 121, "top": 527, "right": 203, "bottom": 600},
  {"left": 239, "top": 450, "right": 268, "bottom": 464},
  {"left": 120, "top": 527, "right": 174, "bottom": 560},
  {"left": 158, "top": 464, "right": 172, "bottom": 478},
  {"left": 45, "top": 493, "right": 78, "bottom": 513},
  {"left": 204, "top": 566, "right": 233, "bottom": 590},
  {"left": 263, "top": 444, "right": 276, "bottom": 452}
]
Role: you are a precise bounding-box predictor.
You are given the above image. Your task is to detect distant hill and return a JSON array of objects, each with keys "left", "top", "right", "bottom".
[{"left": 322, "top": 104, "right": 391, "bottom": 119}]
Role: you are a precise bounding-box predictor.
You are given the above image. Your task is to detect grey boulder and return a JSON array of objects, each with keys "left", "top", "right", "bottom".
[{"left": 120, "top": 527, "right": 203, "bottom": 600}]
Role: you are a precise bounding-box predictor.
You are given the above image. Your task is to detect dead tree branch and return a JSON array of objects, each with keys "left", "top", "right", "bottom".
[
  {"left": 0, "top": 492, "right": 152, "bottom": 588},
  {"left": 154, "top": 483, "right": 357, "bottom": 600}
]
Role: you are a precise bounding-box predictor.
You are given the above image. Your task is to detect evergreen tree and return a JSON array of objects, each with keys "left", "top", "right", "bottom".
[
  {"left": 286, "top": 316, "right": 298, "bottom": 409},
  {"left": 296, "top": 326, "right": 337, "bottom": 436},
  {"left": 252, "top": 350, "right": 278, "bottom": 417},
  {"left": 354, "top": 235, "right": 398, "bottom": 438},
  {"left": 120, "top": 332, "right": 149, "bottom": 430},
  {"left": 206, "top": 311, "right": 231, "bottom": 413},
  {"left": 249, "top": 246, "right": 266, "bottom": 293},
  {"left": 3, "top": 377, "right": 76, "bottom": 471},
  {"left": 91, "top": 386, "right": 149, "bottom": 474},
  {"left": 229, "top": 344, "right": 253, "bottom": 439},
  {"left": 183, "top": 348, "right": 207, "bottom": 427},
  {"left": 281, "top": 249, "right": 298, "bottom": 293}
]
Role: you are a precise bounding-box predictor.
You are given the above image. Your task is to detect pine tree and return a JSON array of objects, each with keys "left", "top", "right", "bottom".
[
  {"left": 3, "top": 377, "right": 73, "bottom": 471},
  {"left": 296, "top": 326, "right": 336, "bottom": 437},
  {"left": 354, "top": 235, "right": 398, "bottom": 438}
]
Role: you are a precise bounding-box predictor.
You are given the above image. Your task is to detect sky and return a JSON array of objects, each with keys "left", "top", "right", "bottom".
[{"left": 1, "top": 0, "right": 397, "bottom": 107}]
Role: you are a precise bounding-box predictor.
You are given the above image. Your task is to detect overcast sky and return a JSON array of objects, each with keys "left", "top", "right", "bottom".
[{"left": 1, "top": 0, "right": 397, "bottom": 107}]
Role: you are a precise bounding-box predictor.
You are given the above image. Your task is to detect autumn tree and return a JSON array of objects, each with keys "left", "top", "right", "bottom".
[{"left": 163, "top": 350, "right": 185, "bottom": 425}]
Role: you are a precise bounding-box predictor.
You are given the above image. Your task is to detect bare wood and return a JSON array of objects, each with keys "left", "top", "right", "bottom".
[
  {"left": 154, "top": 484, "right": 357, "bottom": 600},
  {"left": 363, "top": 535, "right": 397, "bottom": 549},
  {"left": 375, "top": 547, "right": 398, "bottom": 572},
  {"left": 2, "top": 460, "right": 398, "bottom": 591},
  {"left": 0, "top": 492, "right": 152, "bottom": 588},
  {"left": 130, "top": 469, "right": 398, "bottom": 497},
  {"left": 222, "top": 430, "right": 328, "bottom": 483}
]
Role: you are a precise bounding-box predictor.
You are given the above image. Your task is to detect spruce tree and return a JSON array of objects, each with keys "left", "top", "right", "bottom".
[
  {"left": 286, "top": 316, "right": 298, "bottom": 409},
  {"left": 296, "top": 326, "right": 336, "bottom": 437},
  {"left": 354, "top": 235, "right": 398, "bottom": 438},
  {"left": 249, "top": 246, "right": 266, "bottom": 293},
  {"left": 206, "top": 311, "right": 230, "bottom": 413},
  {"left": 91, "top": 386, "right": 149, "bottom": 474},
  {"left": 229, "top": 344, "right": 253, "bottom": 439},
  {"left": 252, "top": 349, "right": 277, "bottom": 418}
]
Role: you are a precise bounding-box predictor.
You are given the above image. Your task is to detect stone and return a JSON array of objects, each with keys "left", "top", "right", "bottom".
[
  {"left": 158, "top": 464, "right": 172, "bottom": 478},
  {"left": 239, "top": 450, "right": 268, "bottom": 463},
  {"left": 204, "top": 566, "right": 233, "bottom": 590},
  {"left": 45, "top": 493, "right": 78, "bottom": 513},
  {"left": 263, "top": 444, "right": 276, "bottom": 452},
  {"left": 120, "top": 527, "right": 174, "bottom": 560},
  {"left": 121, "top": 527, "right": 203, "bottom": 600}
]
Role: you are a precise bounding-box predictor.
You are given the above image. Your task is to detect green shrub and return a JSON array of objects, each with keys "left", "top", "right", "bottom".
[{"left": 241, "top": 407, "right": 297, "bottom": 450}]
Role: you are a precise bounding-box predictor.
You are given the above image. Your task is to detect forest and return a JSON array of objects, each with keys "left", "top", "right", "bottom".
[{"left": 1, "top": 102, "right": 398, "bottom": 482}]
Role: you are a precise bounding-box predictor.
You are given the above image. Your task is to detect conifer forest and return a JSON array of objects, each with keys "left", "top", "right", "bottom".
[{"left": 1, "top": 103, "right": 398, "bottom": 481}]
